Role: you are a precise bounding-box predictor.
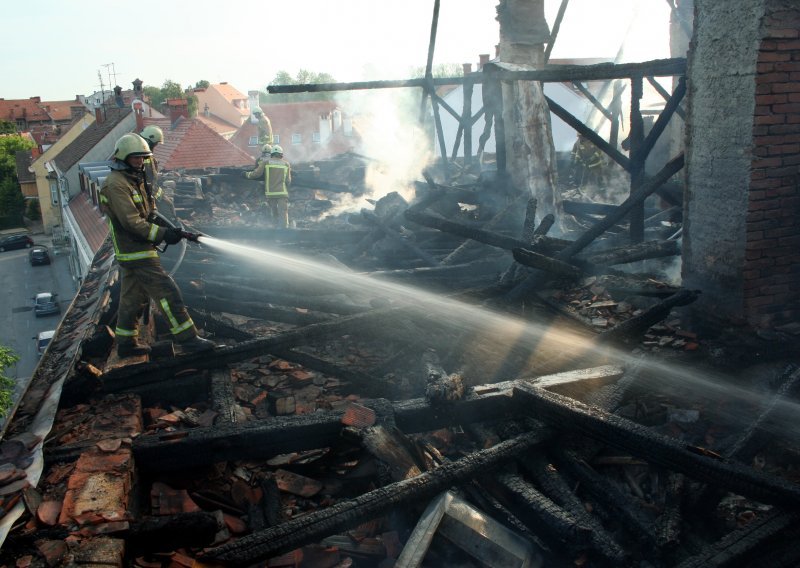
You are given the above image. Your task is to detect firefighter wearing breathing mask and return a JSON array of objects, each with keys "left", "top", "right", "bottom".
[
  {"left": 100, "top": 133, "right": 215, "bottom": 358},
  {"left": 242, "top": 144, "right": 292, "bottom": 228},
  {"left": 139, "top": 124, "right": 176, "bottom": 221}
]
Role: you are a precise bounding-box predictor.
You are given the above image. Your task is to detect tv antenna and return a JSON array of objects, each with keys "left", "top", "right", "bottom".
[{"left": 101, "top": 63, "right": 118, "bottom": 90}]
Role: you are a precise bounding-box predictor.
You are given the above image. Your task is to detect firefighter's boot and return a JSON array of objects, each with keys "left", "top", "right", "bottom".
[
  {"left": 117, "top": 338, "right": 152, "bottom": 358},
  {"left": 177, "top": 336, "right": 216, "bottom": 354}
]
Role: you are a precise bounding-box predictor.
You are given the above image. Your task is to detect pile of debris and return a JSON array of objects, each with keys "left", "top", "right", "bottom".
[{"left": 1, "top": 158, "right": 799, "bottom": 567}]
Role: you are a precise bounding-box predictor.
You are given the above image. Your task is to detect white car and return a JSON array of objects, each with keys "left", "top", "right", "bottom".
[{"left": 34, "top": 330, "right": 55, "bottom": 356}]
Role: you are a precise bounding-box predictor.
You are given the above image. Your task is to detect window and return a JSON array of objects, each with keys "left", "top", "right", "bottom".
[
  {"left": 248, "top": 136, "right": 259, "bottom": 146},
  {"left": 291, "top": 133, "right": 302, "bottom": 145},
  {"left": 312, "top": 132, "right": 321, "bottom": 144},
  {"left": 49, "top": 181, "right": 58, "bottom": 206},
  {"left": 273, "top": 134, "right": 280, "bottom": 144}
]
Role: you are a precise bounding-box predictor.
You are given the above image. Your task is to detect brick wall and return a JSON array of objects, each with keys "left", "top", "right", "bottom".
[{"left": 744, "top": 2, "right": 800, "bottom": 327}]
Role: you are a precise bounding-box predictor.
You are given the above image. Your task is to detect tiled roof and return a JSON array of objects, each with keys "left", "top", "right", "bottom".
[
  {"left": 228, "top": 120, "right": 261, "bottom": 158},
  {"left": 260, "top": 101, "right": 339, "bottom": 139},
  {"left": 54, "top": 107, "right": 132, "bottom": 172},
  {"left": 211, "top": 83, "right": 248, "bottom": 103},
  {"left": 42, "top": 100, "right": 82, "bottom": 122},
  {"left": 0, "top": 98, "right": 50, "bottom": 123},
  {"left": 14, "top": 150, "right": 35, "bottom": 183},
  {"left": 149, "top": 117, "right": 254, "bottom": 170},
  {"left": 68, "top": 193, "right": 108, "bottom": 255},
  {"left": 195, "top": 114, "right": 239, "bottom": 136}
]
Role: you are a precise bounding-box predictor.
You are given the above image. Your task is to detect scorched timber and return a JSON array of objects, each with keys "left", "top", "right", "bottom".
[
  {"left": 132, "top": 368, "right": 617, "bottom": 472},
  {"left": 201, "top": 430, "right": 548, "bottom": 565},
  {"left": 513, "top": 383, "right": 800, "bottom": 507}
]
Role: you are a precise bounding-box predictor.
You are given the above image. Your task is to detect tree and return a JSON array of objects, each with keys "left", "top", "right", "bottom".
[
  {"left": 143, "top": 80, "right": 200, "bottom": 118},
  {"left": 0, "top": 346, "right": 18, "bottom": 417},
  {"left": 409, "top": 63, "right": 464, "bottom": 79},
  {"left": 0, "top": 120, "right": 16, "bottom": 134},
  {"left": 262, "top": 69, "right": 338, "bottom": 103},
  {"left": 0, "top": 134, "right": 35, "bottom": 180},
  {"left": 195, "top": 79, "right": 210, "bottom": 89},
  {"left": 0, "top": 177, "right": 25, "bottom": 219}
]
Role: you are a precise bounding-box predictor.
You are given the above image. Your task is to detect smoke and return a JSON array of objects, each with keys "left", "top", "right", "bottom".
[{"left": 317, "top": 89, "right": 434, "bottom": 220}]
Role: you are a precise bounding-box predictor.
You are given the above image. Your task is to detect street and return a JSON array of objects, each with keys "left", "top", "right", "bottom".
[{"left": 0, "top": 237, "right": 76, "bottom": 385}]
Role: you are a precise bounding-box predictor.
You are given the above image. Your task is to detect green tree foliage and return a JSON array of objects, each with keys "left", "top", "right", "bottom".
[
  {"left": 261, "top": 70, "right": 338, "bottom": 103},
  {"left": 25, "top": 198, "right": 41, "bottom": 221},
  {"left": 0, "top": 134, "right": 35, "bottom": 180},
  {"left": 0, "top": 120, "right": 16, "bottom": 134},
  {"left": 0, "top": 346, "right": 18, "bottom": 417},
  {"left": 143, "top": 80, "right": 198, "bottom": 117},
  {"left": 0, "top": 177, "right": 25, "bottom": 218},
  {"left": 195, "top": 79, "right": 210, "bottom": 89}
]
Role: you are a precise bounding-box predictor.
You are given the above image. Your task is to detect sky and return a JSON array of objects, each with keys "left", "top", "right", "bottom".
[{"left": 0, "top": 0, "right": 673, "bottom": 101}]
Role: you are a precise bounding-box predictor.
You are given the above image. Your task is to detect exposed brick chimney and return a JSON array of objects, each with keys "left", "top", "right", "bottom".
[
  {"left": 462, "top": 63, "right": 473, "bottom": 75},
  {"left": 132, "top": 78, "right": 143, "bottom": 97},
  {"left": 168, "top": 98, "right": 189, "bottom": 124},
  {"left": 30, "top": 96, "right": 41, "bottom": 103},
  {"left": 95, "top": 106, "right": 104, "bottom": 124},
  {"left": 133, "top": 101, "right": 144, "bottom": 132},
  {"left": 478, "top": 54, "right": 490, "bottom": 70}
]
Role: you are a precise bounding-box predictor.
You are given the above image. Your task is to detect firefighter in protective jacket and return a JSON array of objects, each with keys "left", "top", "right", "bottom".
[
  {"left": 242, "top": 144, "right": 292, "bottom": 228},
  {"left": 100, "top": 133, "right": 215, "bottom": 357}
]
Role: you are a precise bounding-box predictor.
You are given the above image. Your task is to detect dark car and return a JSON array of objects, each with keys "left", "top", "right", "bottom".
[
  {"left": 0, "top": 234, "right": 33, "bottom": 252},
  {"left": 29, "top": 245, "right": 51, "bottom": 266},
  {"left": 33, "top": 292, "right": 60, "bottom": 317}
]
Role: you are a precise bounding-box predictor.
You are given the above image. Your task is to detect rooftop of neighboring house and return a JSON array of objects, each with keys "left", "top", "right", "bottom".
[
  {"left": 53, "top": 106, "right": 132, "bottom": 172},
  {"left": 143, "top": 116, "right": 254, "bottom": 170},
  {"left": 68, "top": 193, "right": 108, "bottom": 255},
  {"left": 0, "top": 97, "right": 51, "bottom": 123},
  {"left": 195, "top": 113, "right": 238, "bottom": 137},
  {"left": 14, "top": 150, "right": 37, "bottom": 183},
  {"left": 40, "top": 99, "right": 85, "bottom": 122},
  {"left": 197, "top": 82, "right": 249, "bottom": 106}
]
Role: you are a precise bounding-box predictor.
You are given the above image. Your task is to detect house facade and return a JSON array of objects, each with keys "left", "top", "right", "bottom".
[{"left": 193, "top": 83, "right": 251, "bottom": 138}]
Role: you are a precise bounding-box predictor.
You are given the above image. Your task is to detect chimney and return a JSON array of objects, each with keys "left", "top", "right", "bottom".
[
  {"left": 132, "top": 78, "right": 143, "bottom": 97},
  {"left": 319, "top": 113, "right": 332, "bottom": 143},
  {"left": 479, "top": 54, "right": 490, "bottom": 70},
  {"left": 462, "top": 63, "right": 473, "bottom": 75},
  {"left": 332, "top": 109, "right": 342, "bottom": 131},
  {"left": 30, "top": 96, "right": 41, "bottom": 103},
  {"left": 95, "top": 106, "right": 104, "bottom": 124},
  {"left": 31, "top": 147, "right": 41, "bottom": 159},
  {"left": 495, "top": 44, "right": 500, "bottom": 57},
  {"left": 114, "top": 86, "right": 124, "bottom": 108},
  {"left": 203, "top": 103, "right": 210, "bottom": 118},
  {"left": 134, "top": 101, "right": 144, "bottom": 132},
  {"left": 168, "top": 98, "right": 189, "bottom": 124},
  {"left": 70, "top": 105, "right": 84, "bottom": 122}
]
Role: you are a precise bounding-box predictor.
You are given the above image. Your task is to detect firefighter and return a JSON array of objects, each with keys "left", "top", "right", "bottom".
[
  {"left": 257, "top": 143, "right": 272, "bottom": 166},
  {"left": 569, "top": 133, "right": 605, "bottom": 188},
  {"left": 100, "top": 133, "right": 215, "bottom": 357},
  {"left": 253, "top": 107, "right": 273, "bottom": 146},
  {"left": 139, "top": 124, "right": 176, "bottom": 220},
  {"left": 242, "top": 144, "right": 292, "bottom": 228}
]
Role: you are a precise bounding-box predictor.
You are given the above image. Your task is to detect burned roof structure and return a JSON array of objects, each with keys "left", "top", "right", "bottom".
[{"left": 1, "top": 1, "right": 799, "bottom": 567}]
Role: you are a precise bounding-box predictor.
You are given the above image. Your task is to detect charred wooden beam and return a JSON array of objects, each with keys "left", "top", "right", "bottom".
[
  {"left": 673, "top": 511, "right": 800, "bottom": 568},
  {"left": 572, "top": 81, "right": 613, "bottom": 121},
  {"left": 201, "top": 430, "right": 548, "bottom": 564},
  {"left": 512, "top": 248, "right": 584, "bottom": 280},
  {"left": 638, "top": 76, "right": 686, "bottom": 163},
  {"left": 405, "top": 208, "right": 569, "bottom": 253},
  {"left": 655, "top": 472, "right": 685, "bottom": 549},
  {"left": 647, "top": 76, "right": 686, "bottom": 120},
  {"left": 544, "top": 0, "right": 570, "bottom": 62},
  {"left": 513, "top": 383, "right": 800, "bottom": 507},
  {"left": 579, "top": 239, "right": 680, "bottom": 267},
  {"left": 361, "top": 209, "right": 441, "bottom": 267},
  {"left": 185, "top": 293, "right": 335, "bottom": 325},
  {"left": 594, "top": 288, "right": 699, "bottom": 346},
  {"left": 629, "top": 75, "right": 646, "bottom": 242},
  {"left": 127, "top": 511, "right": 222, "bottom": 553}
]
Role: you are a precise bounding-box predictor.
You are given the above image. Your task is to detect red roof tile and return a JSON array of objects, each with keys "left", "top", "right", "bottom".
[
  {"left": 0, "top": 97, "right": 50, "bottom": 123},
  {"left": 145, "top": 117, "right": 254, "bottom": 170},
  {"left": 68, "top": 194, "right": 108, "bottom": 255}
]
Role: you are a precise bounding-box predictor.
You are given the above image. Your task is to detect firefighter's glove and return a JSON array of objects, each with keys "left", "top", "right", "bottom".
[{"left": 163, "top": 228, "right": 183, "bottom": 245}]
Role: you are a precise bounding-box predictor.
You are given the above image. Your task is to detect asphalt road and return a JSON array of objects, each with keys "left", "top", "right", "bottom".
[{"left": 0, "top": 237, "right": 77, "bottom": 384}]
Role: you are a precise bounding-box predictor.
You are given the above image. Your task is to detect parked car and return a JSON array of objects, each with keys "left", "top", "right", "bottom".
[
  {"left": 34, "top": 330, "right": 55, "bottom": 356},
  {"left": 33, "top": 292, "right": 60, "bottom": 317},
  {"left": 0, "top": 234, "right": 33, "bottom": 252},
  {"left": 29, "top": 245, "right": 51, "bottom": 266}
]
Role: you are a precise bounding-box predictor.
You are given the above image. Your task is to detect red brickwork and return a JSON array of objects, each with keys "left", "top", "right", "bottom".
[{"left": 746, "top": 7, "right": 800, "bottom": 328}]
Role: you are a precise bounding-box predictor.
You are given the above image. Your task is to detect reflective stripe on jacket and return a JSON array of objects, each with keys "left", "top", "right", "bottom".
[
  {"left": 100, "top": 168, "right": 167, "bottom": 263},
  {"left": 246, "top": 157, "right": 291, "bottom": 197}
]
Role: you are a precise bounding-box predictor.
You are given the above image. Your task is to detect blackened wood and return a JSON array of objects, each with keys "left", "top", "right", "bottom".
[
  {"left": 261, "top": 475, "right": 282, "bottom": 527},
  {"left": 422, "top": 350, "right": 464, "bottom": 403},
  {"left": 645, "top": 205, "right": 681, "bottom": 226},
  {"left": 647, "top": 76, "right": 686, "bottom": 120},
  {"left": 188, "top": 308, "right": 255, "bottom": 342},
  {"left": 513, "top": 383, "right": 800, "bottom": 507},
  {"left": 127, "top": 511, "right": 221, "bottom": 553},
  {"left": 629, "top": 76, "right": 646, "bottom": 242},
  {"left": 579, "top": 239, "right": 680, "bottom": 267},
  {"left": 361, "top": 209, "right": 441, "bottom": 267},
  {"left": 359, "top": 425, "right": 424, "bottom": 482},
  {"left": 519, "top": 452, "right": 627, "bottom": 564},
  {"left": 271, "top": 347, "right": 386, "bottom": 398},
  {"left": 487, "top": 472, "right": 591, "bottom": 549},
  {"left": 405, "top": 208, "right": 569, "bottom": 253},
  {"left": 673, "top": 511, "right": 800, "bottom": 568},
  {"left": 545, "top": 95, "right": 631, "bottom": 171},
  {"left": 364, "top": 258, "right": 506, "bottom": 282},
  {"left": 463, "top": 77, "right": 474, "bottom": 163},
  {"left": 655, "top": 472, "right": 684, "bottom": 548},
  {"left": 185, "top": 293, "right": 335, "bottom": 325},
  {"left": 639, "top": 76, "right": 686, "bottom": 163},
  {"left": 572, "top": 81, "right": 613, "bottom": 121},
  {"left": 544, "top": 0, "right": 570, "bottom": 62},
  {"left": 558, "top": 154, "right": 685, "bottom": 259},
  {"left": 512, "top": 248, "right": 584, "bottom": 279},
  {"left": 201, "top": 431, "right": 548, "bottom": 564},
  {"left": 594, "top": 288, "right": 699, "bottom": 346}
]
